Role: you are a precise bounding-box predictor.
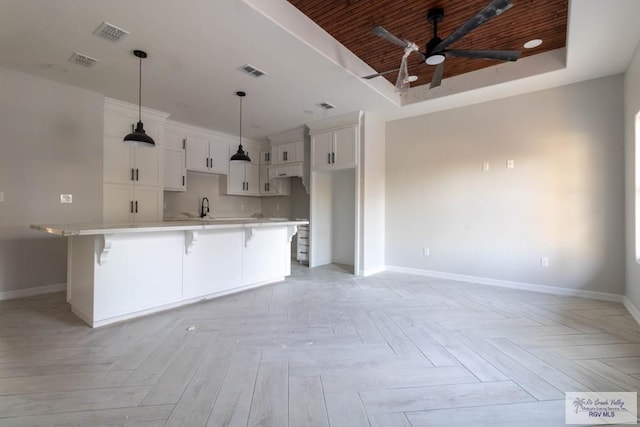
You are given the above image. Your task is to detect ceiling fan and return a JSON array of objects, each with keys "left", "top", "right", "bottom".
[{"left": 364, "top": 0, "right": 521, "bottom": 91}]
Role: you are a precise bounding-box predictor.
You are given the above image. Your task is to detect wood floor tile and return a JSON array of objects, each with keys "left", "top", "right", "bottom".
[{"left": 0, "top": 263, "right": 638, "bottom": 426}]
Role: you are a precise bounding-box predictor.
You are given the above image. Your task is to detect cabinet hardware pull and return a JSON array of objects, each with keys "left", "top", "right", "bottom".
[
  {"left": 183, "top": 138, "right": 186, "bottom": 150},
  {"left": 135, "top": 200, "right": 138, "bottom": 213},
  {"left": 283, "top": 151, "right": 288, "bottom": 161},
  {"left": 136, "top": 168, "right": 139, "bottom": 181},
  {"left": 327, "top": 153, "right": 331, "bottom": 164},
  {"left": 332, "top": 152, "right": 335, "bottom": 164},
  {"left": 279, "top": 173, "right": 286, "bottom": 176},
  {"left": 131, "top": 123, "right": 134, "bottom": 133},
  {"left": 130, "top": 200, "right": 134, "bottom": 213},
  {"left": 131, "top": 168, "right": 135, "bottom": 181},
  {"left": 182, "top": 176, "right": 185, "bottom": 186}
]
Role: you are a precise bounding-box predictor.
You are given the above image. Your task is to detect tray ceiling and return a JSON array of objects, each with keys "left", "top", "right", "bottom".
[{"left": 287, "top": 0, "right": 568, "bottom": 89}]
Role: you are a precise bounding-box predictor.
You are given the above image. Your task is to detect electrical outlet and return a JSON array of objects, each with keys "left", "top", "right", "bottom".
[
  {"left": 482, "top": 162, "right": 490, "bottom": 171},
  {"left": 507, "top": 159, "right": 514, "bottom": 169},
  {"left": 423, "top": 247, "right": 430, "bottom": 256},
  {"left": 60, "top": 194, "right": 72, "bottom": 204},
  {"left": 540, "top": 257, "right": 549, "bottom": 267},
  {"left": 0, "top": 192, "right": 4, "bottom": 202}
]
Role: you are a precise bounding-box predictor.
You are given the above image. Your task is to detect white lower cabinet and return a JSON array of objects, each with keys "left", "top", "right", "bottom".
[
  {"left": 103, "top": 184, "right": 162, "bottom": 223},
  {"left": 183, "top": 229, "right": 243, "bottom": 298}
]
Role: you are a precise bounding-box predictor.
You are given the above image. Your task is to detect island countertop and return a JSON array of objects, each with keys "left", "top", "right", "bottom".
[{"left": 31, "top": 218, "right": 309, "bottom": 237}]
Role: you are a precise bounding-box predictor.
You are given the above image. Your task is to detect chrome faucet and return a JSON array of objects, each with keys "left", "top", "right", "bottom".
[{"left": 200, "top": 197, "right": 210, "bottom": 218}]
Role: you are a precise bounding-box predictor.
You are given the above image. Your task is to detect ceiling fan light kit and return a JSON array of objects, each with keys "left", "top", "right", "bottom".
[
  {"left": 123, "top": 49, "right": 155, "bottom": 147},
  {"left": 367, "top": 0, "right": 521, "bottom": 90}
]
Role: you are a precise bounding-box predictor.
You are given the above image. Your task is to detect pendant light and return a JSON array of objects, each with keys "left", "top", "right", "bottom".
[
  {"left": 230, "top": 91, "right": 251, "bottom": 162},
  {"left": 123, "top": 50, "right": 155, "bottom": 146}
]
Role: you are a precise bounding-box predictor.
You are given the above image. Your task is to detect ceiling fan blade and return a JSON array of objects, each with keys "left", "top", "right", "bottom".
[
  {"left": 372, "top": 26, "right": 410, "bottom": 48},
  {"left": 362, "top": 68, "right": 401, "bottom": 79},
  {"left": 430, "top": 62, "right": 444, "bottom": 89},
  {"left": 432, "top": 0, "right": 513, "bottom": 52},
  {"left": 445, "top": 49, "right": 520, "bottom": 61}
]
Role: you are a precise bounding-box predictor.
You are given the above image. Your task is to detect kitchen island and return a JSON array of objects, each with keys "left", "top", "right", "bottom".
[{"left": 31, "top": 219, "right": 308, "bottom": 327}]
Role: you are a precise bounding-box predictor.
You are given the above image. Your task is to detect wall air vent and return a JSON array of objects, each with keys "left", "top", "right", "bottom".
[
  {"left": 93, "top": 22, "right": 129, "bottom": 42},
  {"left": 68, "top": 52, "right": 98, "bottom": 68},
  {"left": 237, "top": 64, "right": 267, "bottom": 78},
  {"left": 318, "top": 102, "right": 336, "bottom": 110}
]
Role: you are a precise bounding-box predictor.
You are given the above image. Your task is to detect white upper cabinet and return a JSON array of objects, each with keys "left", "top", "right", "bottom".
[
  {"left": 260, "top": 164, "right": 291, "bottom": 196},
  {"left": 271, "top": 141, "right": 303, "bottom": 166},
  {"left": 163, "top": 126, "right": 186, "bottom": 192},
  {"left": 103, "top": 98, "right": 169, "bottom": 224},
  {"left": 311, "top": 125, "right": 357, "bottom": 171},
  {"left": 185, "top": 135, "right": 228, "bottom": 175},
  {"left": 226, "top": 161, "right": 259, "bottom": 196}
]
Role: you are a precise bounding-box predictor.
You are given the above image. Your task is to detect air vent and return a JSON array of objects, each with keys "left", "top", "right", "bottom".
[
  {"left": 237, "top": 64, "right": 267, "bottom": 78},
  {"left": 68, "top": 52, "right": 98, "bottom": 68},
  {"left": 318, "top": 102, "right": 336, "bottom": 110},
  {"left": 93, "top": 22, "right": 129, "bottom": 42}
]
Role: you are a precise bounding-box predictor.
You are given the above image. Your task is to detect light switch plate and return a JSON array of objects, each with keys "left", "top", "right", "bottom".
[
  {"left": 60, "top": 194, "right": 72, "bottom": 204},
  {"left": 482, "top": 162, "right": 490, "bottom": 171},
  {"left": 507, "top": 160, "right": 514, "bottom": 169}
]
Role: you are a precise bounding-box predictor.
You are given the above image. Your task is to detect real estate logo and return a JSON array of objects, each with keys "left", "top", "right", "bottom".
[{"left": 566, "top": 392, "right": 637, "bottom": 424}]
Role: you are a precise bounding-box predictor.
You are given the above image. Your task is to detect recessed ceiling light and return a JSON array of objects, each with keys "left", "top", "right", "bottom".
[
  {"left": 524, "top": 39, "right": 543, "bottom": 49},
  {"left": 406, "top": 75, "right": 418, "bottom": 83}
]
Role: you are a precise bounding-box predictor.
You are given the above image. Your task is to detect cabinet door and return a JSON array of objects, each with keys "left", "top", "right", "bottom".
[
  {"left": 259, "top": 164, "right": 273, "bottom": 195},
  {"left": 292, "top": 140, "right": 304, "bottom": 163},
  {"left": 311, "top": 131, "right": 332, "bottom": 171},
  {"left": 209, "top": 140, "right": 229, "bottom": 174},
  {"left": 104, "top": 136, "right": 134, "bottom": 185},
  {"left": 103, "top": 184, "right": 133, "bottom": 223},
  {"left": 185, "top": 135, "right": 210, "bottom": 172},
  {"left": 228, "top": 161, "right": 246, "bottom": 194},
  {"left": 164, "top": 128, "right": 186, "bottom": 151},
  {"left": 164, "top": 149, "right": 186, "bottom": 191},
  {"left": 244, "top": 163, "right": 259, "bottom": 195},
  {"left": 133, "top": 144, "right": 161, "bottom": 186},
  {"left": 259, "top": 150, "right": 271, "bottom": 165},
  {"left": 333, "top": 126, "right": 357, "bottom": 169},
  {"left": 133, "top": 187, "right": 162, "bottom": 223}
]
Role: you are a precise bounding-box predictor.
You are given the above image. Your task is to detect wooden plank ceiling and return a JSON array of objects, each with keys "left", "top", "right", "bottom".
[{"left": 287, "top": 0, "right": 568, "bottom": 89}]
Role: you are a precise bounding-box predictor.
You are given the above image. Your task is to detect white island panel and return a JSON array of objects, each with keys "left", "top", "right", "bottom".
[
  {"left": 92, "top": 232, "right": 183, "bottom": 322},
  {"left": 183, "top": 229, "right": 244, "bottom": 299}
]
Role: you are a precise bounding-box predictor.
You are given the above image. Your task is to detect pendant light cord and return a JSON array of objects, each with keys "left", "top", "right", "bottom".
[
  {"left": 239, "top": 94, "right": 243, "bottom": 148},
  {"left": 138, "top": 56, "right": 142, "bottom": 122}
]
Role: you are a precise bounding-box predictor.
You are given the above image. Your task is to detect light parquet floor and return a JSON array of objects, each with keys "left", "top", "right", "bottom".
[{"left": 0, "top": 263, "right": 639, "bottom": 426}]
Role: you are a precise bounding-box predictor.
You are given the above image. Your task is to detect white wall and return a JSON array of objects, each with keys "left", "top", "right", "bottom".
[
  {"left": 0, "top": 67, "right": 104, "bottom": 293},
  {"left": 386, "top": 75, "right": 625, "bottom": 295},
  {"left": 361, "top": 112, "right": 386, "bottom": 275},
  {"left": 625, "top": 43, "right": 640, "bottom": 311}
]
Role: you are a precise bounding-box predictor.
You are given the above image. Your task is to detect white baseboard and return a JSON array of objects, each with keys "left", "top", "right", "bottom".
[
  {"left": 623, "top": 297, "right": 640, "bottom": 325},
  {"left": 384, "top": 265, "right": 624, "bottom": 304},
  {"left": 0, "top": 283, "right": 66, "bottom": 301}
]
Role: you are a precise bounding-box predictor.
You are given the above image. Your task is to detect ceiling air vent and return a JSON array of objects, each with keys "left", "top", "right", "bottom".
[
  {"left": 93, "top": 22, "right": 129, "bottom": 42},
  {"left": 68, "top": 52, "right": 98, "bottom": 68},
  {"left": 318, "top": 102, "right": 336, "bottom": 110},
  {"left": 237, "top": 64, "right": 267, "bottom": 78}
]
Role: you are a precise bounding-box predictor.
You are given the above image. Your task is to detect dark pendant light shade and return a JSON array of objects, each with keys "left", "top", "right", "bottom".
[
  {"left": 123, "top": 50, "right": 155, "bottom": 147},
  {"left": 230, "top": 91, "right": 251, "bottom": 162}
]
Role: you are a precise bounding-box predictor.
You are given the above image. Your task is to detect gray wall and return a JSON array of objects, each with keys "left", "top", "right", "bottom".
[
  {"left": 386, "top": 75, "right": 625, "bottom": 295},
  {"left": 625, "top": 44, "right": 640, "bottom": 309},
  {"left": 0, "top": 67, "right": 103, "bottom": 293}
]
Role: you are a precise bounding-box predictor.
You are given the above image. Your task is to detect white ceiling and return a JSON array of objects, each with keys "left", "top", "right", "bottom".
[{"left": 1, "top": 0, "right": 639, "bottom": 140}]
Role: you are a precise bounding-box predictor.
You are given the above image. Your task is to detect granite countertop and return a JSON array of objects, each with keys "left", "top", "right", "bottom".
[{"left": 31, "top": 218, "right": 309, "bottom": 237}]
